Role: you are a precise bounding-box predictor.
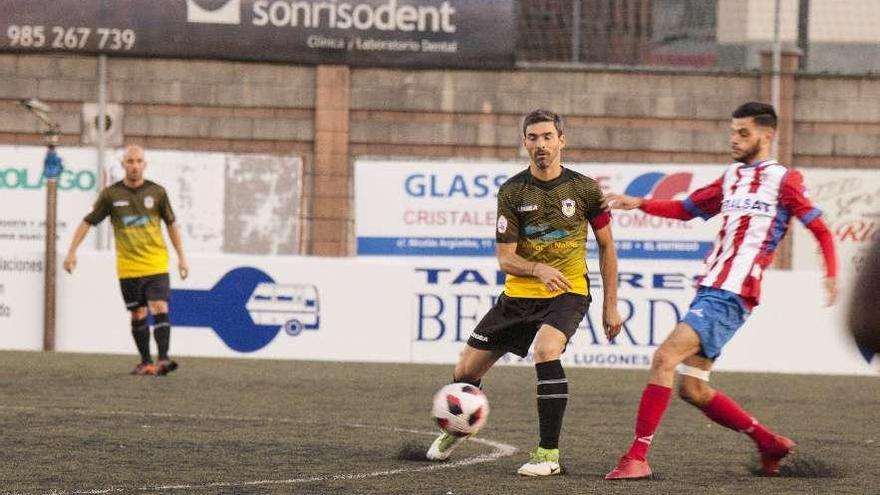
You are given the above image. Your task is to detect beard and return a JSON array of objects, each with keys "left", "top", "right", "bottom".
[
  {"left": 732, "top": 143, "right": 761, "bottom": 164},
  {"left": 533, "top": 152, "right": 552, "bottom": 169}
]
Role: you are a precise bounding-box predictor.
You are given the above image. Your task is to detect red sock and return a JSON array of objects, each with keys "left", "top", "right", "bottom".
[
  {"left": 625, "top": 383, "right": 672, "bottom": 461},
  {"left": 702, "top": 391, "right": 776, "bottom": 451}
]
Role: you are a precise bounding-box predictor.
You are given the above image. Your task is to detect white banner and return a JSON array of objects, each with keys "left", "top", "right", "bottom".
[
  {"left": 791, "top": 168, "right": 880, "bottom": 278},
  {"left": 3, "top": 253, "right": 871, "bottom": 375},
  {"left": 53, "top": 253, "right": 412, "bottom": 361},
  {"left": 0, "top": 146, "right": 103, "bottom": 250},
  {"left": 0, "top": 253, "right": 44, "bottom": 350},
  {"left": 355, "top": 160, "right": 726, "bottom": 259},
  {"left": 0, "top": 145, "right": 303, "bottom": 255}
]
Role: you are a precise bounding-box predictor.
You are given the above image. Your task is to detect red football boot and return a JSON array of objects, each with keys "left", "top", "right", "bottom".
[
  {"left": 760, "top": 435, "right": 796, "bottom": 476},
  {"left": 605, "top": 456, "right": 652, "bottom": 480}
]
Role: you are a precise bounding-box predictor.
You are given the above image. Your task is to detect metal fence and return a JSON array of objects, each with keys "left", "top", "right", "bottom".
[{"left": 515, "top": 0, "right": 880, "bottom": 75}]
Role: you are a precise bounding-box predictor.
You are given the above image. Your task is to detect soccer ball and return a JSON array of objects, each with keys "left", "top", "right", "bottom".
[{"left": 431, "top": 383, "right": 490, "bottom": 437}]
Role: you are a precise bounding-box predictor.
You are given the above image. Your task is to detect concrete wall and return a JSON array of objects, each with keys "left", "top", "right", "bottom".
[{"left": 1, "top": 53, "right": 879, "bottom": 255}]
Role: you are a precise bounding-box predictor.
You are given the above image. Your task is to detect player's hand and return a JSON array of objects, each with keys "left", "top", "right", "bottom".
[
  {"left": 63, "top": 253, "right": 76, "bottom": 274},
  {"left": 179, "top": 259, "right": 189, "bottom": 281},
  {"left": 603, "top": 304, "right": 622, "bottom": 341},
  {"left": 533, "top": 263, "right": 573, "bottom": 293},
  {"left": 824, "top": 276, "right": 837, "bottom": 306},
  {"left": 602, "top": 193, "right": 642, "bottom": 211}
]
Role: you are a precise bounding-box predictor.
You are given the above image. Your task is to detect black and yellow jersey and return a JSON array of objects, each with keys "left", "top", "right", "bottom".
[
  {"left": 496, "top": 167, "right": 609, "bottom": 298},
  {"left": 84, "top": 180, "right": 176, "bottom": 279}
]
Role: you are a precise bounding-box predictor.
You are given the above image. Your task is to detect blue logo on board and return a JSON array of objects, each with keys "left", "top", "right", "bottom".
[{"left": 170, "top": 267, "right": 320, "bottom": 352}]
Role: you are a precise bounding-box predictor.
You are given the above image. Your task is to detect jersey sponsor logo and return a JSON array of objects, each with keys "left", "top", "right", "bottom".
[
  {"left": 469, "top": 332, "right": 488, "bottom": 342},
  {"left": 113, "top": 200, "right": 130, "bottom": 207},
  {"left": 144, "top": 195, "right": 155, "bottom": 209},
  {"left": 624, "top": 172, "right": 693, "bottom": 199},
  {"left": 688, "top": 308, "right": 704, "bottom": 318},
  {"left": 497, "top": 215, "right": 508, "bottom": 233},
  {"left": 518, "top": 204, "right": 538, "bottom": 212},
  {"left": 561, "top": 198, "right": 575, "bottom": 217},
  {"left": 170, "top": 267, "right": 321, "bottom": 352},
  {"left": 122, "top": 215, "right": 149, "bottom": 227},
  {"left": 721, "top": 195, "right": 773, "bottom": 216}
]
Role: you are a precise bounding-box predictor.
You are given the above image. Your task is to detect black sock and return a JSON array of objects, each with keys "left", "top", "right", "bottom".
[
  {"left": 536, "top": 360, "right": 568, "bottom": 450},
  {"left": 452, "top": 376, "right": 481, "bottom": 388},
  {"left": 153, "top": 313, "right": 171, "bottom": 361},
  {"left": 131, "top": 318, "right": 151, "bottom": 364}
]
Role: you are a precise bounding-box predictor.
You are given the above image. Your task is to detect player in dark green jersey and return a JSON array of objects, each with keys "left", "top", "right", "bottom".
[{"left": 427, "top": 110, "right": 623, "bottom": 476}]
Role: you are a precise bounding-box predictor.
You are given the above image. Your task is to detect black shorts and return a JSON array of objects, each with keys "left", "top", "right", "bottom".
[
  {"left": 119, "top": 273, "right": 170, "bottom": 310},
  {"left": 467, "top": 292, "right": 590, "bottom": 358}
]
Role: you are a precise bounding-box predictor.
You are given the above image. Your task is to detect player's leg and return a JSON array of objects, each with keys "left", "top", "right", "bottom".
[
  {"left": 146, "top": 274, "right": 177, "bottom": 376},
  {"left": 606, "top": 321, "right": 701, "bottom": 480},
  {"left": 679, "top": 355, "right": 795, "bottom": 476},
  {"left": 518, "top": 292, "right": 588, "bottom": 476},
  {"left": 427, "top": 344, "right": 504, "bottom": 461},
  {"left": 129, "top": 305, "right": 155, "bottom": 375},
  {"left": 121, "top": 277, "right": 155, "bottom": 375},
  {"left": 428, "top": 294, "right": 521, "bottom": 461},
  {"left": 517, "top": 323, "right": 567, "bottom": 476},
  {"left": 453, "top": 344, "right": 506, "bottom": 386}
]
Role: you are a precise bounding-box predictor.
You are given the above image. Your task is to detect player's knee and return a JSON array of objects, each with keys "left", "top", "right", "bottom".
[
  {"left": 650, "top": 347, "right": 678, "bottom": 373},
  {"left": 148, "top": 300, "right": 168, "bottom": 313},
  {"left": 130, "top": 307, "right": 148, "bottom": 320},
  {"left": 532, "top": 341, "right": 563, "bottom": 363},
  {"left": 677, "top": 379, "right": 710, "bottom": 406}
]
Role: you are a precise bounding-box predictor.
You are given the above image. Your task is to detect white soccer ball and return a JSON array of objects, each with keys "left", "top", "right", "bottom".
[{"left": 431, "top": 382, "right": 490, "bottom": 436}]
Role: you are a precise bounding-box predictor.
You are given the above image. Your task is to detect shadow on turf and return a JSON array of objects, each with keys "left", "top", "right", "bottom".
[
  {"left": 747, "top": 455, "right": 844, "bottom": 478},
  {"left": 397, "top": 441, "right": 432, "bottom": 462}
]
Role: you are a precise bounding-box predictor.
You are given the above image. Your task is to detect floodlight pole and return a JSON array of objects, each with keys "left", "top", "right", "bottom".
[
  {"left": 771, "top": 0, "right": 782, "bottom": 157},
  {"left": 19, "top": 99, "right": 63, "bottom": 351}
]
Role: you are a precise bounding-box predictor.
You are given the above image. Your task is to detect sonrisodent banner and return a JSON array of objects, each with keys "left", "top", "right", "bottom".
[
  {"left": 355, "top": 160, "right": 727, "bottom": 259},
  {"left": 0, "top": 0, "right": 515, "bottom": 68},
  {"left": 3, "top": 252, "right": 871, "bottom": 375}
]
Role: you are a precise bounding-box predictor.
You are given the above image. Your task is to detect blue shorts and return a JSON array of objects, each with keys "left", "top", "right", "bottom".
[{"left": 681, "top": 287, "right": 750, "bottom": 360}]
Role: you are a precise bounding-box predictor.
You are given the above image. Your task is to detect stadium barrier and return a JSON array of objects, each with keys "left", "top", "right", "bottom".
[{"left": 0, "top": 252, "right": 872, "bottom": 375}]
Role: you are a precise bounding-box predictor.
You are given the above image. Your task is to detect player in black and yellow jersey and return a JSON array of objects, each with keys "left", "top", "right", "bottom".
[
  {"left": 427, "top": 110, "right": 623, "bottom": 476},
  {"left": 64, "top": 145, "right": 189, "bottom": 376}
]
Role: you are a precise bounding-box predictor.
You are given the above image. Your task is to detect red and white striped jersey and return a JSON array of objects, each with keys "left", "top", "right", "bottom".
[{"left": 679, "top": 160, "right": 821, "bottom": 308}]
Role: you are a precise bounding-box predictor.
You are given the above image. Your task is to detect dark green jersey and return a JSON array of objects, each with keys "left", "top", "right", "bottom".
[
  {"left": 84, "top": 180, "right": 175, "bottom": 279},
  {"left": 496, "top": 167, "right": 608, "bottom": 298}
]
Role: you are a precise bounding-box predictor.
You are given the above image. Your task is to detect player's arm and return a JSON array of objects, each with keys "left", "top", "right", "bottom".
[
  {"left": 496, "top": 242, "right": 572, "bottom": 293},
  {"left": 166, "top": 222, "right": 189, "bottom": 280},
  {"left": 64, "top": 192, "right": 110, "bottom": 274},
  {"left": 781, "top": 170, "right": 837, "bottom": 305},
  {"left": 63, "top": 221, "right": 92, "bottom": 274},
  {"left": 160, "top": 190, "right": 189, "bottom": 280},
  {"left": 593, "top": 223, "right": 622, "bottom": 341},
  {"left": 602, "top": 177, "right": 724, "bottom": 221}
]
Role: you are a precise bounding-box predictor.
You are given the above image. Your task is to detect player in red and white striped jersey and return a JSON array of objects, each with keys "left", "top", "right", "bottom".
[{"left": 603, "top": 102, "right": 837, "bottom": 480}]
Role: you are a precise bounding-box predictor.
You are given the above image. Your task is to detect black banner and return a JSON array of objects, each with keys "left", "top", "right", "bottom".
[{"left": 0, "top": 0, "right": 515, "bottom": 69}]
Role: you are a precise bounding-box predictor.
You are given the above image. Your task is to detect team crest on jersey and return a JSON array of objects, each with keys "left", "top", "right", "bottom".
[
  {"left": 497, "top": 215, "right": 508, "bottom": 234},
  {"left": 144, "top": 196, "right": 155, "bottom": 209},
  {"left": 561, "top": 198, "right": 576, "bottom": 217}
]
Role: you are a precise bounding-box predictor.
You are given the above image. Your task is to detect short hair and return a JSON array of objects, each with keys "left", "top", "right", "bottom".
[
  {"left": 732, "top": 102, "right": 777, "bottom": 129},
  {"left": 522, "top": 109, "right": 564, "bottom": 137}
]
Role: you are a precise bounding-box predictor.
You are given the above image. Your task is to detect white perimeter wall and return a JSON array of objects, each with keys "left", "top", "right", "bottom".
[{"left": 0, "top": 252, "right": 874, "bottom": 376}]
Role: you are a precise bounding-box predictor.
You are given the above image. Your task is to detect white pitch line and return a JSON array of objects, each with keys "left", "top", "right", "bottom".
[{"left": 0, "top": 406, "right": 517, "bottom": 495}]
